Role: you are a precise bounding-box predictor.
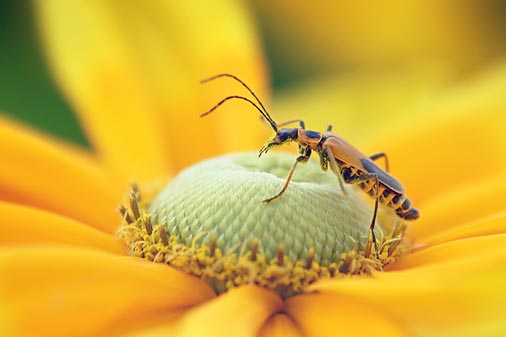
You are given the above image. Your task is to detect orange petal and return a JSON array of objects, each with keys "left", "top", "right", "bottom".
[
  {"left": 416, "top": 212, "right": 506, "bottom": 247},
  {"left": 100, "top": 311, "right": 183, "bottom": 337},
  {"left": 313, "top": 235, "right": 506, "bottom": 337},
  {"left": 0, "top": 246, "right": 215, "bottom": 337},
  {"left": 388, "top": 233, "right": 506, "bottom": 271},
  {"left": 0, "top": 201, "right": 124, "bottom": 254},
  {"left": 176, "top": 286, "right": 284, "bottom": 337},
  {"left": 258, "top": 313, "right": 303, "bottom": 337},
  {"left": 286, "top": 293, "right": 407, "bottom": 337},
  {"left": 0, "top": 116, "right": 121, "bottom": 232},
  {"left": 35, "top": 1, "right": 267, "bottom": 179},
  {"left": 408, "top": 173, "right": 506, "bottom": 241}
]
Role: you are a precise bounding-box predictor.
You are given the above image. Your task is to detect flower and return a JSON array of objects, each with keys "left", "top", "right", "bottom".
[{"left": 1, "top": 1, "right": 506, "bottom": 337}]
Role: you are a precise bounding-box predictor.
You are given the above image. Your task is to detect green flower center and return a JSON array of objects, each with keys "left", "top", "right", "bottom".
[
  {"left": 151, "top": 152, "right": 375, "bottom": 264},
  {"left": 118, "top": 152, "right": 406, "bottom": 298}
]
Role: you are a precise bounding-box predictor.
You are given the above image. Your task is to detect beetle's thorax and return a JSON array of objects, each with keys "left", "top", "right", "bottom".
[{"left": 298, "top": 129, "right": 323, "bottom": 149}]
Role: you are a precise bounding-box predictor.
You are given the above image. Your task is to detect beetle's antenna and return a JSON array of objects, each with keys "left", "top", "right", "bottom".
[
  {"left": 201, "top": 73, "right": 278, "bottom": 132},
  {"left": 276, "top": 119, "right": 304, "bottom": 128},
  {"left": 200, "top": 95, "right": 278, "bottom": 132}
]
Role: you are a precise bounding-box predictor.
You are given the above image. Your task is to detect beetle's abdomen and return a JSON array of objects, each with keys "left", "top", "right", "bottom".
[
  {"left": 368, "top": 182, "right": 419, "bottom": 221},
  {"left": 342, "top": 165, "right": 420, "bottom": 221}
]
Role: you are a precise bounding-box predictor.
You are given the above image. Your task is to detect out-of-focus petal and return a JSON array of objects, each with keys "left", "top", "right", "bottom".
[
  {"left": 36, "top": 0, "right": 267, "bottom": 182},
  {"left": 312, "top": 234, "right": 506, "bottom": 337},
  {"left": 251, "top": 1, "right": 505, "bottom": 76},
  {"left": 271, "top": 68, "right": 449, "bottom": 141},
  {"left": 99, "top": 311, "right": 183, "bottom": 337},
  {"left": 0, "top": 201, "right": 124, "bottom": 254},
  {"left": 114, "top": 2, "right": 268, "bottom": 166},
  {"left": 360, "top": 65, "right": 506, "bottom": 203},
  {"left": 0, "top": 116, "right": 120, "bottom": 232},
  {"left": 409, "top": 173, "right": 506, "bottom": 241},
  {"left": 286, "top": 293, "right": 407, "bottom": 337},
  {"left": 416, "top": 212, "right": 506, "bottom": 247},
  {"left": 0, "top": 246, "right": 215, "bottom": 337},
  {"left": 176, "top": 286, "right": 283, "bottom": 337},
  {"left": 258, "top": 313, "right": 306, "bottom": 337},
  {"left": 366, "top": 108, "right": 506, "bottom": 203}
]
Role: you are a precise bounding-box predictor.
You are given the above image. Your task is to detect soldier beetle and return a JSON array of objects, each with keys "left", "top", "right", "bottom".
[{"left": 201, "top": 74, "right": 419, "bottom": 258}]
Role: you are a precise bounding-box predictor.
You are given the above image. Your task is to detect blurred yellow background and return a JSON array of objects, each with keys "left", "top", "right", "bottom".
[{"left": 1, "top": 0, "right": 505, "bottom": 147}]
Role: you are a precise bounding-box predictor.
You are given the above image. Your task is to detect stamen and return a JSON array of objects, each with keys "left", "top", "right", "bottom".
[
  {"left": 129, "top": 192, "right": 140, "bottom": 220},
  {"left": 131, "top": 182, "right": 141, "bottom": 202},
  {"left": 118, "top": 205, "right": 133, "bottom": 224},
  {"left": 210, "top": 235, "right": 217, "bottom": 257},
  {"left": 159, "top": 226, "right": 169, "bottom": 246},
  {"left": 251, "top": 238, "right": 258, "bottom": 262},
  {"left": 144, "top": 217, "right": 153, "bottom": 235},
  {"left": 386, "top": 237, "right": 402, "bottom": 256},
  {"left": 364, "top": 237, "right": 373, "bottom": 258},
  {"left": 305, "top": 246, "right": 315, "bottom": 269},
  {"left": 277, "top": 243, "right": 285, "bottom": 266}
]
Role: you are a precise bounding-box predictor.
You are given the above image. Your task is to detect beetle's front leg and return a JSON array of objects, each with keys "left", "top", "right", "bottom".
[{"left": 264, "top": 148, "right": 312, "bottom": 203}]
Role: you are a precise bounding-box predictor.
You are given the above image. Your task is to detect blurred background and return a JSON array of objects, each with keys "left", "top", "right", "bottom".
[{"left": 1, "top": 0, "right": 506, "bottom": 147}]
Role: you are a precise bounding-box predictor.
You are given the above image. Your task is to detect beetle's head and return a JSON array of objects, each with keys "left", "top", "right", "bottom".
[{"left": 258, "top": 128, "right": 299, "bottom": 157}]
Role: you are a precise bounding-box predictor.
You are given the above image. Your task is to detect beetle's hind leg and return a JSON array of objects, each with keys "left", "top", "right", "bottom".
[
  {"left": 369, "top": 152, "right": 389, "bottom": 172},
  {"left": 344, "top": 172, "right": 381, "bottom": 259}
]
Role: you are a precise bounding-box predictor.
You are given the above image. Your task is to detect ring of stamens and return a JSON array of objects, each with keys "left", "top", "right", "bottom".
[{"left": 117, "top": 167, "right": 408, "bottom": 298}]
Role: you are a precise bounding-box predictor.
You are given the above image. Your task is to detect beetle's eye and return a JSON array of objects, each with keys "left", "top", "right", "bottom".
[{"left": 278, "top": 132, "right": 288, "bottom": 141}]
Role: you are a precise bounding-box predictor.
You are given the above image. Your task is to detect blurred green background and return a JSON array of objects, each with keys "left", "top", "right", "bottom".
[{"left": 0, "top": 1, "right": 86, "bottom": 145}]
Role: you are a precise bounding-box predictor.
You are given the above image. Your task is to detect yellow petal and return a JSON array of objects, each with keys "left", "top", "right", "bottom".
[
  {"left": 36, "top": 0, "right": 267, "bottom": 181},
  {"left": 271, "top": 68, "right": 449, "bottom": 142},
  {"left": 409, "top": 173, "right": 506, "bottom": 242},
  {"left": 0, "top": 116, "right": 121, "bottom": 232},
  {"left": 0, "top": 201, "right": 124, "bottom": 254},
  {"left": 258, "top": 313, "right": 303, "bottom": 337},
  {"left": 416, "top": 212, "right": 506, "bottom": 247},
  {"left": 0, "top": 246, "right": 215, "bottom": 337},
  {"left": 177, "top": 286, "right": 283, "bottom": 337},
  {"left": 313, "top": 235, "right": 506, "bottom": 337},
  {"left": 360, "top": 65, "right": 506, "bottom": 203},
  {"left": 251, "top": 1, "right": 504, "bottom": 75},
  {"left": 35, "top": 0, "right": 172, "bottom": 184},
  {"left": 364, "top": 109, "right": 506, "bottom": 204},
  {"left": 388, "top": 233, "right": 506, "bottom": 271},
  {"left": 286, "top": 293, "right": 407, "bottom": 337}
]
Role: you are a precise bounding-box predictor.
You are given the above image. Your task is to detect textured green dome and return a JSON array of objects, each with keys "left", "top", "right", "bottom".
[{"left": 150, "top": 152, "right": 378, "bottom": 265}]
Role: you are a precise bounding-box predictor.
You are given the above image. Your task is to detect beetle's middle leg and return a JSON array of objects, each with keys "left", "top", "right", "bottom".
[
  {"left": 321, "top": 146, "right": 347, "bottom": 196},
  {"left": 344, "top": 172, "right": 381, "bottom": 259},
  {"left": 264, "top": 147, "right": 312, "bottom": 203}
]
